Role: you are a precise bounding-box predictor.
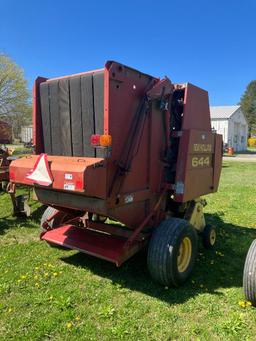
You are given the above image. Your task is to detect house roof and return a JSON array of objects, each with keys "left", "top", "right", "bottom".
[{"left": 210, "top": 105, "right": 240, "bottom": 119}]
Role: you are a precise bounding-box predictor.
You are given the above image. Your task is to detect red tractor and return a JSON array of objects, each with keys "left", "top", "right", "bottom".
[{"left": 9, "top": 61, "right": 222, "bottom": 286}]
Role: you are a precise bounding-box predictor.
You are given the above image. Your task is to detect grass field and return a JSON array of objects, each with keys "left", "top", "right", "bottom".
[{"left": 1, "top": 161, "right": 256, "bottom": 340}]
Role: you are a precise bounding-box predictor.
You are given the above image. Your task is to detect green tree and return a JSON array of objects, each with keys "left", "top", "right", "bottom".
[
  {"left": 240, "top": 80, "right": 256, "bottom": 137},
  {"left": 0, "top": 53, "right": 31, "bottom": 139}
]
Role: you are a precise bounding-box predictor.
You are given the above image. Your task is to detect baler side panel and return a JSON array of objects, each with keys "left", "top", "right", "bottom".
[
  {"left": 106, "top": 62, "right": 161, "bottom": 194},
  {"left": 182, "top": 83, "right": 211, "bottom": 131},
  {"left": 33, "top": 77, "right": 47, "bottom": 154},
  {"left": 175, "top": 130, "right": 217, "bottom": 202}
]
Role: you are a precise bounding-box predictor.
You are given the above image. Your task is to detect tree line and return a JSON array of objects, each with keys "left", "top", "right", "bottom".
[{"left": 0, "top": 53, "right": 31, "bottom": 139}]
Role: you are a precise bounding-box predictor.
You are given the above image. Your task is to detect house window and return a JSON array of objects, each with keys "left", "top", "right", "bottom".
[
  {"left": 241, "top": 136, "right": 245, "bottom": 143},
  {"left": 234, "top": 135, "right": 238, "bottom": 143}
]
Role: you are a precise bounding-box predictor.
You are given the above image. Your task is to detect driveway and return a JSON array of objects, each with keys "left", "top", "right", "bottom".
[{"left": 223, "top": 153, "right": 256, "bottom": 162}]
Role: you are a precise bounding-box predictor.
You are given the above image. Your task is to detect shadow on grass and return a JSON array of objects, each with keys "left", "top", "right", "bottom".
[
  {"left": 0, "top": 199, "right": 45, "bottom": 235},
  {"left": 61, "top": 213, "right": 256, "bottom": 305}
]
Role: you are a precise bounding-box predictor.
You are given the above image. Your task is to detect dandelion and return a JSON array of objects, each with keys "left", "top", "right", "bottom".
[
  {"left": 66, "top": 322, "right": 72, "bottom": 329},
  {"left": 35, "top": 267, "right": 39, "bottom": 270},
  {"left": 35, "top": 282, "right": 40, "bottom": 287},
  {"left": 75, "top": 316, "right": 81, "bottom": 321},
  {"left": 8, "top": 308, "right": 12, "bottom": 313},
  {"left": 52, "top": 272, "right": 58, "bottom": 277},
  {"left": 239, "top": 300, "right": 252, "bottom": 308},
  {"left": 20, "top": 275, "right": 27, "bottom": 280},
  {"left": 49, "top": 296, "right": 53, "bottom": 301},
  {"left": 44, "top": 272, "right": 49, "bottom": 277},
  {"left": 17, "top": 279, "right": 21, "bottom": 283}
]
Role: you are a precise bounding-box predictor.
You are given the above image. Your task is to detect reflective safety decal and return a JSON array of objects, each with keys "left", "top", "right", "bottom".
[{"left": 26, "top": 154, "right": 53, "bottom": 186}]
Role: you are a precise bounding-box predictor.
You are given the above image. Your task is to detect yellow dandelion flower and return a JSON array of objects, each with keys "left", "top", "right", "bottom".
[
  {"left": 8, "top": 308, "right": 12, "bottom": 313},
  {"left": 35, "top": 267, "right": 39, "bottom": 270},
  {"left": 49, "top": 296, "right": 53, "bottom": 300},
  {"left": 44, "top": 272, "right": 49, "bottom": 277},
  {"left": 75, "top": 316, "right": 81, "bottom": 321},
  {"left": 66, "top": 322, "right": 72, "bottom": 329},
  {"left": 20, "top": 275, "right": 27, "bottom": 280},
  {"left": 17, "top": 279, "right": 21, "bottom": 283},
  {"left": 52, "top": 272, "right": 58, "bottom": 277},
  {"left": 35, "top": 282, "right": 40, "bottom": 287},
  {"left": 239, "top": 301, "right": 246, "bottom": 308}
]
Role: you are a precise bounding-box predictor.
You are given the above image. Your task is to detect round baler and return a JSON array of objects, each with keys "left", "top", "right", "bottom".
[{"left": 9, "top": 61, "right": 222, "bottom": 286}]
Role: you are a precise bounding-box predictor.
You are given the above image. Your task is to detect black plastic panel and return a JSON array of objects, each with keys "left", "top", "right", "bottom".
[{"left": 39, "top": 71, "right": 104, "bottom": 157}]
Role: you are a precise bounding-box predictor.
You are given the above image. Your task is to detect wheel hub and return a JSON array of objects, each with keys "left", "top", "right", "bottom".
[
  {"left": 177, "top": 237, "right": 192, "bottom": 273},
  {"left": 209, "top": 229, "right": 216, "bottom": 245}
]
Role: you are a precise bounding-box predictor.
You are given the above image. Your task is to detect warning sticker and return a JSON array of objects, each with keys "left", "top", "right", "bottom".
[{"left": 64, "top": 183, "right": 75, "bottom": 191}]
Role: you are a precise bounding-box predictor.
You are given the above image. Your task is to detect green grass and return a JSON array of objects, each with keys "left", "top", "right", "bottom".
[{"left": 1, "top": 162, "right": 256, "bottom": 340}]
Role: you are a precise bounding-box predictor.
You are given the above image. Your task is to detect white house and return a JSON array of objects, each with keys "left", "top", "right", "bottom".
[{"left": 210, "top": 105, "right": 248, "bottom": 152}]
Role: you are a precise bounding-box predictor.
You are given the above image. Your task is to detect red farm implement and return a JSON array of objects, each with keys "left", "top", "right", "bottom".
[{"left": 10, "top": 61, "right": 222, "bottom": 286}]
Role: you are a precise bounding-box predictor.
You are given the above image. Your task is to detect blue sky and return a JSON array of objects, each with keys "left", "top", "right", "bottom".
[{"left": 1, "top": 0, "right": 255, "bottom": 105}]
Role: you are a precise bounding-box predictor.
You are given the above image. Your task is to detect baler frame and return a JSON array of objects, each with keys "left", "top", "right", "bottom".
[{"left": 9, "top": 61, "right": 222, "bottom": 285}]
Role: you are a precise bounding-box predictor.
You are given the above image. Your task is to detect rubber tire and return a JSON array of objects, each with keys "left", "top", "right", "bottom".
[
  {"left": 202, "top": 224, "right": 216, "bottom": 249},
  {"left": 147, "top": 218, "right": 198, "bottom": 286},
  {"left": 40, "top": 206, "right": 61, "bottom": 232},
  {"left": 40, "top": 207, "right": 70, "bottom": 249},
  {"left": 243, "top": 239, "right": 256, "bottom": 306}
]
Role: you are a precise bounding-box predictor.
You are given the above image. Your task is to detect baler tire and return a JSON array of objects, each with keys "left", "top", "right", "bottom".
[
  {"left": 202, "top": 224, "right": 217, "bottom": 249},
  {"left": 243, "top": 239, "right": 256, "bottom": 306},
  {"left": 147, "top": 218, "right": 198, "bottom": 286},
  {"left": 40, "top": 207, "right": 69, "bottom": 250},
  {"left": 40, "top": 207, "right": 61, "bottom": 232}
]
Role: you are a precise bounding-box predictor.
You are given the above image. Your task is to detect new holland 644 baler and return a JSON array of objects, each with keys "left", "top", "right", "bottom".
[{"left": 9, "top": 61, "right": 222, "bottom": 286}]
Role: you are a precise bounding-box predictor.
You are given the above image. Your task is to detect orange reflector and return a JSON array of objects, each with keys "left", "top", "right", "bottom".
[{"left": 100, "top": 135, "right": 112, "bottom": 147}]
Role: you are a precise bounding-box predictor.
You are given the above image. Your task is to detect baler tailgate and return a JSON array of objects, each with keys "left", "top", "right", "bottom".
[{"left": 41, "top": 225, "right": 145, "bottom": 266}]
